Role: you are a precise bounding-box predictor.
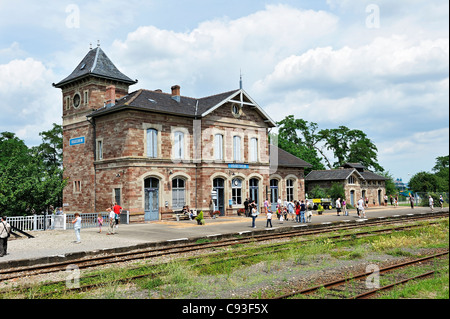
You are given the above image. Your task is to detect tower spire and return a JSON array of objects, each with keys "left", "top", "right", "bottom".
[{"left": 239, "top": 69, "right": 243, "bottom": 89}]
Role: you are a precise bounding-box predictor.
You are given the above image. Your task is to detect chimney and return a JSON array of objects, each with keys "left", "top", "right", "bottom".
[
  {"left": 105, "top": 85, "right": 116, "bottom": 107},
  {"left": 171, "top": 85, "right": 180, "bottom": 103}
]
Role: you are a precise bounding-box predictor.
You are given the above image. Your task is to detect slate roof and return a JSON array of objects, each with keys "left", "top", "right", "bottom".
[
  {"left": 88, "top": 88, "right": 240, "bottom": 118},
  {"left": 270, "top": 145, "right": 312, "bottom": 168},
  {"left": 87, "top": 88, "right": 277, "bottom": 127},
  {"left": 53, "top": 47, "right": 137, "bottom": 88},
  {"left": 305, "top": 167, "right": 387, "bottom": 181}
]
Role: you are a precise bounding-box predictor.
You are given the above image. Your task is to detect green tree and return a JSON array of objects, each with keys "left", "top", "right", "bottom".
[
  {"left": 318, "top": 126, "right": 383, "bottom": 172},
  {"left": 276, "top": 116, "right": 325, "bottom": 173},
  {"left": 328, "top": 182, "right": 346, "bottom": 201},
  {"left": 276, "top": 115, "right": 383, "bottom": 173},
  {"left": 408, "top": 172, "right": 439, "bottom": 193},
  {"left": 0, "top": 126, "right": 66, "bottom": 216}
]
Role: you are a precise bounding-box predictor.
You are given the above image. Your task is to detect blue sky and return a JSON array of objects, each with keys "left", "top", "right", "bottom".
[{"left": 0, "top": 0, "right": 448, "bottom": 183}]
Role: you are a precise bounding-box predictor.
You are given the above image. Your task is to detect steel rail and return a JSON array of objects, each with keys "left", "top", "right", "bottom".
[
  {"left": 274, "top": 250, "right": 448, "bottom": 299},
  {"left": 1, "top": 213, "right": 447, "bottom": 282}
]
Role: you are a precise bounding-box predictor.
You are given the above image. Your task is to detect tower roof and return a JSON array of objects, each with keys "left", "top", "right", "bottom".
[{"left": 53, "top": 47, "right": 137, "bottom": 88}]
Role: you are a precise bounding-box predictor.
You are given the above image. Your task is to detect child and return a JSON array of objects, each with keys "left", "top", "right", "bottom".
[
  {"left": 72, "top": 213, "right": 82, "bottom": 243},
  {"left": 266, "top": 209, "right": 273, "bottom": 228},
  {"left": 97, "top": 213, "right": 103, "bottom": 233},
  {"left": 283, "top": 206, "right": 288, "bottom": 221}
]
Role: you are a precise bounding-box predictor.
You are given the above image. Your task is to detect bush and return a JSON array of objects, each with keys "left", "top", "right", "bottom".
[{"left": 195, "top": 211, "right": 205, "bottom": 225}]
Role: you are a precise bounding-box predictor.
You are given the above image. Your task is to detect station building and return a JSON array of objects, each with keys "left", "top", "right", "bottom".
[{"left": 54, "top": 46, "right": 311, "bottom": 222}]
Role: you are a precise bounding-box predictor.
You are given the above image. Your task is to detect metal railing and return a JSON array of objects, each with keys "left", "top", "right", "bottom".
[{"left": 6, "top": 211, "right": 129, "bottom": 231}]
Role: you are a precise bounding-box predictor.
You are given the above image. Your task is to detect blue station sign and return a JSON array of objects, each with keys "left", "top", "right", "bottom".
[
  {"left": 228, "top": 163, "right": 249, "bottom": 169},
  {"left": 70, "top": 136, "right": 85, "bottom": 146}
]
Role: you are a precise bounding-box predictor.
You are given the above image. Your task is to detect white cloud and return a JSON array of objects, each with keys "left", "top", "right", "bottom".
[
  {"left": 0, "top": 58, "right": 60, "bottom": 145},
  {"left": 111, "top": 4, "right": 339, "bottom": 95}
]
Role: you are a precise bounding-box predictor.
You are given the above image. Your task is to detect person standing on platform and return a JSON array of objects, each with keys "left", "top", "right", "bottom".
[
  {"left": 300, "top": 200, "right": 306, "bottom": 223},
  {"left": 335, "top": 198, "right": 341, "bottom": 216},
  {"left": 0, "top": 216, "right": 11, "bottom": 257},
  {"left": 107, "top": 208, "right": 116, "bottom": 235},
  {"left": 113, "top": 202, "right": 122, "bottom": 231},
  {"left": 266, "top": 210, "right": 273, "bottom": 228},
  {"left": 72, "top": 213, "right": 82, "bottom": 243},
  {"left": 357, "top": 198, "right": 366, "bottom": 219},
  {"left": 429, "top": 195, "right": 434, "bottom": 212}
]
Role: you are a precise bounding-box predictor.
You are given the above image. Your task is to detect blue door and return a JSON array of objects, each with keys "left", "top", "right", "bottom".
[{"left": 144, "top": 178, "right": 159, "bottom": 221}]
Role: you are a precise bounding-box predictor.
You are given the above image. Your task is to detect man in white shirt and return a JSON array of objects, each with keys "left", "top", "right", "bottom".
[
  {"left": 335, "top": 198, "right": 341, "bottom": 216},
  {"left": 107, "top": 208, "right": 116, "bottom": 235},
  {"left": 357, "top": 198, "right": 366, "bottom": 218}
]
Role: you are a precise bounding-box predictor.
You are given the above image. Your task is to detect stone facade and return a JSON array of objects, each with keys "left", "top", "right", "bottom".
[
  {"left": 54, "top": 47, "right": 311, "bottom": 222},
  {"left": 305, "top": 165, "right": 387, "bottom": 207}
]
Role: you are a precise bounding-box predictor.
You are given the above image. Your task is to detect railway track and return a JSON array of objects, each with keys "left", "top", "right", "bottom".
[
  {"left": 0, "top": 212, "right": 447, "bottom": 283},
  {"left": 0, "top": 214, "right": 447, "bottom": 299},
  {"left": 273, "top": 250, "right": 449, "bottom": 299}
]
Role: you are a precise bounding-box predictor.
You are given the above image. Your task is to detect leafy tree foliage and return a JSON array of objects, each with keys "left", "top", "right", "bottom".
[
  {"left": 409, "top": 155, "right": 449, "bottom": 193},
  {"left": 276, "top": 115, "right": 383, "bottom": 172},
  {"left": 0, "top": 125, "right": 66, "bottom": 216}
]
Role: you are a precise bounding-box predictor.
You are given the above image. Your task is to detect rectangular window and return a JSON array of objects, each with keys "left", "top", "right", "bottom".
[
  {"left": 114, "top": 188, "right": 121, "bottom": 206},
  {"left": 65, "top": 96, "right": 70, "bottom": 110},
  {"left": 233, "top": 136, "right": 241, "bottom": 162},
  {"left": 73, "top": 181, "right": 81, "bottom": 193},
  {"left": 250, "top": 137, "right": 258, "bottom": 162},
  {"left": 174, "top": 131, "right": 184, "bottom": 159},
  {"left": 84, "top": 90, "right": 89, "bottom": 105},
  {"left": 147, "top": 129, "right": 158, "bottom": 158},
  {"left": 96, "top": 140, "right": 103, "bottom": 160},
  {"left": 348, "top": 176, "right": 356, "bottom": 184},
  {"left": 214, "top": 134, "right": 223, "bottom": 160}
]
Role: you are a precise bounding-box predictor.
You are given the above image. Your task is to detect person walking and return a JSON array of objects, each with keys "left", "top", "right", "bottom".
[
  {"left": 72, "top": 213, "right": 82, "bottom": 243},
  {"left": 107, "top": 208, "right": 116, "bottom": 235},
  {"left": 335, "top": 198, "right": 341, "bottom": 216},
  {"left": 0, "top": 216, "right": 11, "bottom": 257},
  {"left": 409, "top": 194, "right": 415, "bottom": 209},
  {"left": 266, "top": 210, "right": 273, "bottom": 228},
  {"left": 429, "top": 195, "right": 434, "bottom": 212},
  {"left": 357, "top": 198, "right": 366, "bottom": 219},
  {"left": 439, "top": 195, "right": 444, "bottom": 209}
]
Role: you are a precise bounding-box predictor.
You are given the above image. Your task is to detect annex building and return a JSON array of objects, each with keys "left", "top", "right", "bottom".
[{"left": 54, "top": 46, "right": 311, "bottom": 222}]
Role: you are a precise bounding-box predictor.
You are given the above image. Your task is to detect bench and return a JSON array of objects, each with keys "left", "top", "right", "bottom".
[{"left": 173, "top": 210, "right": 191, "bottom": 221}]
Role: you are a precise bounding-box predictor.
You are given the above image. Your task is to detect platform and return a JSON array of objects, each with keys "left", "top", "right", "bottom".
[{"left": 0, "top": 206, "right": 447, "bottom": 269}]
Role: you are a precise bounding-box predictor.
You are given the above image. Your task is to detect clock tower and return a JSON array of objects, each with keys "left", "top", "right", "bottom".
[{"left": 53, "top": 45, "right": 137, "bottom": 213}]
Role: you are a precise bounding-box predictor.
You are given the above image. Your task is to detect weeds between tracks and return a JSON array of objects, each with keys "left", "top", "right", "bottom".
[{"left": 1, "top": 217, "right": 448, "bottom": 299}]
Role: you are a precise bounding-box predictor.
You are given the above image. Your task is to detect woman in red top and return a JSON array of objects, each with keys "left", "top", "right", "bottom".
[{"left": 295, "top": 202, "right": 301, "bottom": 223}]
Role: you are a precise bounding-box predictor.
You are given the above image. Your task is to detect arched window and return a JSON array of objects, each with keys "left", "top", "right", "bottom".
[
  {"left": 232, "top": 178, "right": 242, "bottom": 205},
  {"left": 172, "top": 178, "right": 186, "bottom": 209}
]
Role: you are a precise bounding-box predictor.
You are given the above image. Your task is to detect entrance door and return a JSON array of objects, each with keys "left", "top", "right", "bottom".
[
  {"left": 249, "top": 178, "right": 259, "bottom": 207},
  {"left": 213, "top": 178, "right": 225, "bottom": 216},
  {"left": 350, "top": 190, "right": 355, "bottom": 206},
  {"left": 144, "top": 177, "right": 159, "bottom": 221},
  {"left": 270, "top": 179, "right": 279, "bottom": 211}
]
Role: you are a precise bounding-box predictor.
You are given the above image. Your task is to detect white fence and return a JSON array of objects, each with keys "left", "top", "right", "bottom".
[{"left": 6, "top": 211, "right": 129, "bottom": 232}]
